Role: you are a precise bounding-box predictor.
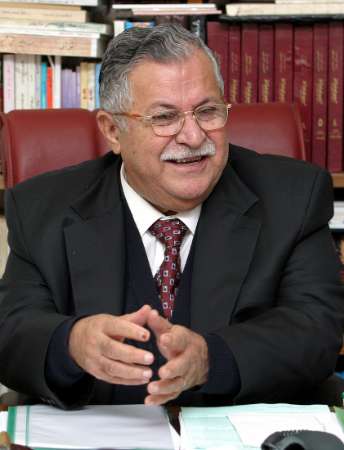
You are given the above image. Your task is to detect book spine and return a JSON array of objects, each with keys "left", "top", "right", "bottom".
[
  {"left": 34, "top": 54, "right": 41, "bottom": 108},
  {"left": 228, "top": 23, "right": 241, "bottom": 104},
  {"left": 80, "top": 61, "right": 88, "bottom": 109},
  {"left": 258, "top": 23, "right": 274, "bottom": 103},
  {"left": 53, "top": 55, "right": 61, "bottom": 108},
  {"left": 0, "top": 56, "right": 3, "bottom": 112},
  {"left": 206, "top": 21, "right": 229, "bottom": 100},
  {"left": 47, "top": 65, "right": 53, "bottom": 108},
  {"left": 0, "top": 34, "right": 102, "bottom": 57},
  {"left": 14, "top": 54, "right": 26, "bottom": 109},
  {"left": 327, "top": 21, "right": 344, "bottom": 172},
  {"left": 26, "top": 54, "right": 36, "bottom": 109},
  {"left": 95, "top": 62, "right": 100, "bottom": 109},
  {"left": 241, "top": 23, "right": 258, "bottom": 103},
  {"left": 293, "top": 25, "right": 313, "bottom": 161},
  {"left": 3, "top": 53, "right": 14, "bottom": 112},
  {"left": 87, "top": 61, "right": 95, "bottom": 110},
  {"left": 311, "top": 22, "right": 328, "bottom": 169},
  {"left": 274, "top": 22, "right": 293, "bottom": 103},
  {"left": 41, "top": 59, "right": 47, "bottom": 108},
  {"left": 75, "top": 64, "right": 80, "bottom": 107}
]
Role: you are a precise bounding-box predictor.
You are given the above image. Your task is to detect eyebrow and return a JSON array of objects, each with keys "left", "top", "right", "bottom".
[{"left": 147, "top": 96, "right": 223, "bottom": 111}]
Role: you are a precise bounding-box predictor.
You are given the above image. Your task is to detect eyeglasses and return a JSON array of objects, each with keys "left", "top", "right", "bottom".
[{"left": 111, "top": 103, "right": 232, "bottom": 137}]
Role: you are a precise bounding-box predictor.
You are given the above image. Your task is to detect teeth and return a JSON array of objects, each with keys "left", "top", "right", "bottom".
[{"left": 175, "top": 157, "right": 202, "bottom": 164}]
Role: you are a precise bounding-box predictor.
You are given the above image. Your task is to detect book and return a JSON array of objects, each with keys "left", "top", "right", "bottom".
[
  {"left": 0, "top": 0, "right": 101, "bottom": 5},
  {"left": 0, "top": 4, "right": 88, "bottom": 22},
  {"left": 228, "top": 23, "right": 241, "bottom": 104},
  {"left": 34, "top": 54, "right": 41, "bottom": 109},
  {"left": 293, "top": 25, "right": 313, "bottom": 161},
  {"left": 112, "top": 3, "right": 221, "bottom": 15},
  {"left": 206, "top": 21, "right": 229, "bottom": 100},
  {"left": 274, "top": 22, "right": 293, "bottom": 103},
  {"left": 258, "top": 23, "right": 274, "bottom": 103},
  {"left": 275, "top": 0, "right": 344, "bottom": 3},
  {"left": 311, "top": 22, "right": 328, "bottom": 168},
  {"left": 41, "top": 59, "right": 47, "bottom": 108},
  {"left": 225, "top": 3, "right": 344, "bottom": 16},
  {"left": 2, "top": 54, "right": 14, "bottom": 113},
  {"left": 327, "top": 21, "right": 343, "bottom": 172},
  {"left": 0, "top": 19, "right": 111, "bottom": 35},
  {"left": 241, "top": 23, "right": 258, "bottom": 103},
  {"left": 0, "top": 34, "right": 106, "bottom": 57},
  {"left": 0, "top": 57, "right": 3, "bottom": 113},
  {"left": 80, "top": 60, "right": 88, "bottom": 108}
]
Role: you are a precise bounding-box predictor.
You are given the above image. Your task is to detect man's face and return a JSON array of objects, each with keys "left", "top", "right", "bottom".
[{"left": 114, "top": 49, "right": 229, "bottom": 212}]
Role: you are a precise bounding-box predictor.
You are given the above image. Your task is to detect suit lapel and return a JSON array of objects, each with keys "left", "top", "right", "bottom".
[
  {"left": 191, "top": 163, "right": 262, "bottom": 333},
  {"left": 64, "top": 158, "right": 126, "bottom": 316}
]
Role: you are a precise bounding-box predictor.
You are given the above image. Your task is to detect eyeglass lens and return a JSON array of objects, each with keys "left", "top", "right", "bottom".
[{"left": 152, "top": 105, "right": 229, "bottom": 137}]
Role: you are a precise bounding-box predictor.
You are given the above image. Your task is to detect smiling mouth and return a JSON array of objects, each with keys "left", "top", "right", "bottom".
[{"left": 168, "top": 156, "right": 205, "bottom": 164}]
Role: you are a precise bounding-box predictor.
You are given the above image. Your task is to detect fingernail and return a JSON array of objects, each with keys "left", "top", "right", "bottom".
[
  {"left": 150, "top": 384, "right": 159, "bottom": 393},
  {"left": 143, "top": 370, "right": 152, "bottom": 379},
  {"left": 141, "top": 331, "right": 149, "bottom": 340},
  {"left": 144, "top": 353, "right": 153, "bottom": 363}
]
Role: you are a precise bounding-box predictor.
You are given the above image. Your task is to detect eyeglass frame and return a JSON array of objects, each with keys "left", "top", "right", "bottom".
[{"left": 110, "top": 102, "right": 232, "bottom": 137}]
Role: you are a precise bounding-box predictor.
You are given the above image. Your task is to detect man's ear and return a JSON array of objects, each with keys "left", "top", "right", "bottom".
[{"left": 96, "top": 110, "right": 121, "bottom": 155}]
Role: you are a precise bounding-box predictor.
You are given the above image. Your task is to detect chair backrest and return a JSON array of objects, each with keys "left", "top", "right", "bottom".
[{"left": 0, "top": 102, "right": 306, "bottom": 189}]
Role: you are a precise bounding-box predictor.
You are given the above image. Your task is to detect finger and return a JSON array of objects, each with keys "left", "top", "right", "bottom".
[
  {"left": 147, "top": 309, "right": 172, "bottom": 338},
  {"left": 144, "top": 392, "right": 180, "bottom": 406},
  {"left": 104, "top": 316, "right": 150, "bottom": 342},
  {"left": 159, "top": 326, "right": 188, "bottom": 354},
  {"left": 96, "top": 356, "right": 152, "bottom": 382},
  {"left": 147, "top": 376, "right": 185, "bottom": 396},
  {"left": 100, "top": 336, "right": 154, "bottom": 366},
  {"left": 123, "top": 305, "right": 152, "bottom": 327}
]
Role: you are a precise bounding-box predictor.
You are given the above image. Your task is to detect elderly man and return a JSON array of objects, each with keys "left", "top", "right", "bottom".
[{"left": 0, "top": 24, "right": 343, "bottom": 409}]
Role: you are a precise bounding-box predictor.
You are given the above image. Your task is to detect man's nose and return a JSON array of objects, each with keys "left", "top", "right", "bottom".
[{"left": 175, "top": 112, "right": 206, "bottom": 148}]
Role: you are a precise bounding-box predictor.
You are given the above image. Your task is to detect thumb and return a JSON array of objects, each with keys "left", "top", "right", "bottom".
[{"left": 123, "top": 304, "right": 152, "bottom": 327}]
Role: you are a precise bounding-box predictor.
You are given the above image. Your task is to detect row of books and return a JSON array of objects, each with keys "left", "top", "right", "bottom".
[
  {"left": 225, "top": 2, "right": 344, "bottom": 18},
  {"left": 0, "top": 54, "right": 101, "bottom": 112},
  {"left": 207, "top": 20, "right": 344, "bottom": 172}
]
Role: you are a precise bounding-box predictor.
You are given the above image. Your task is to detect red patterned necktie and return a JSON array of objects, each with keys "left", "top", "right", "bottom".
[{"left": 149, "top": 219, "right": 188, "bottom": 320}]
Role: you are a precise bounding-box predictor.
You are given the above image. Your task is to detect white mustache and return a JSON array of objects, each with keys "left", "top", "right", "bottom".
[{"left": 160, "top": 140, "right": 216, "bottom": 161}]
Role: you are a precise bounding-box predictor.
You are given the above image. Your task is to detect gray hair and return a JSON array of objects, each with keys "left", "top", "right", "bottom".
[{"left": 99, "top": 23, "right": 224, "bottom": 129}]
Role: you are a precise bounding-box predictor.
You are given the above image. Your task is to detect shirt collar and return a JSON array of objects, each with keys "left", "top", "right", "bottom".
[{"left": 120, "top": 163, "right": 201, "bottom": 238}]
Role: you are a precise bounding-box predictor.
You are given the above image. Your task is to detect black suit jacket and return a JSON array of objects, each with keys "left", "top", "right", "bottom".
[{"left": 0, "top": 145, "right": 343, "bottom": 406}]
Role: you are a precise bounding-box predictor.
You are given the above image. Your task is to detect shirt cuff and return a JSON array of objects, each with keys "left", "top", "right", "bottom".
[{"left": 199, "top": 333, "right": 241, "bottom": 396}]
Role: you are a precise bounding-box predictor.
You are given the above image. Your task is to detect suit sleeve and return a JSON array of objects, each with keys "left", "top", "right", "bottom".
[
  {"left": 217, "top": 168, "right": 344, "bottom": 403},
  {"left": 0, "top": 189, "right": 93, "bottom": 408}
]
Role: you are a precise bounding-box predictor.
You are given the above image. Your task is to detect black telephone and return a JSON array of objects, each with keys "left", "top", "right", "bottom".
[{"left": 261, "top": 430, "right": 344, "bottom": 450}]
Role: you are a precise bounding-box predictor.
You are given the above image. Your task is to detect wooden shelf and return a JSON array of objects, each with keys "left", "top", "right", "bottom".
[{"left": 332, "top": 173, "right": 344, "bottom": 189}]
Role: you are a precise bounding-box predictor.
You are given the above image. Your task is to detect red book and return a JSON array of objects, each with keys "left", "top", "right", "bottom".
[
  {"left": 274, "top": 22, "right": 293, "bottom": 103},
  {"left": 258, "top": 24, "right": 274, "bottom": 103},
  {"left": 327, "top": 21, "right": 344, "bottom": 172},
  {"left": 47, "top": 66, "right": 53, "bottom": 109},
  {"left": 293, "top": 25, "right": 313, "bottom": 162},
  {"left": 311, "top": 23, "right": 328, "bottom": 169},
  {"left": 241, "top": 23, "right": 258, "bottom": 103},
  {"left": 207, "top": 21, "right": 229, "bottom": 100},
  {"left": 228, "top": 23, "right": 241, "bottom": 104}
]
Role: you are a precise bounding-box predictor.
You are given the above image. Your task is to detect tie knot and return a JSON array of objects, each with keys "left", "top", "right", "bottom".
[{"left": 149, "top": 218, "right": 188, "bottom": 249}]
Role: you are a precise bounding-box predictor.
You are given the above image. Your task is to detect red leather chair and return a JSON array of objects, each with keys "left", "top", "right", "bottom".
[{"left": 0, "top": 102, "right": 306, "bottom": 189}]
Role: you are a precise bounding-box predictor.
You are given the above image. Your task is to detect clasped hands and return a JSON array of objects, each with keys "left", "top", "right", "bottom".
[{"left": 69, "top": 305, "right": 209, "bottom": 405}]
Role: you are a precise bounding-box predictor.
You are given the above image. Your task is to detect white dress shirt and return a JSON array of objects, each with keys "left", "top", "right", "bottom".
[{"left": 120, "top": 164, "right": 202, "bottom": 276}]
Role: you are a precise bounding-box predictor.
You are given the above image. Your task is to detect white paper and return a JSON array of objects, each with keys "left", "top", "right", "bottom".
[
  {"left": 228, "top": 413, "right": 326, "bottom": 447},
  {"left": 14, "top": 404, "right": 175, "bottom": 449},
  {"left": 0, "top": 411, "right": 8, "bottom": 432}
]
